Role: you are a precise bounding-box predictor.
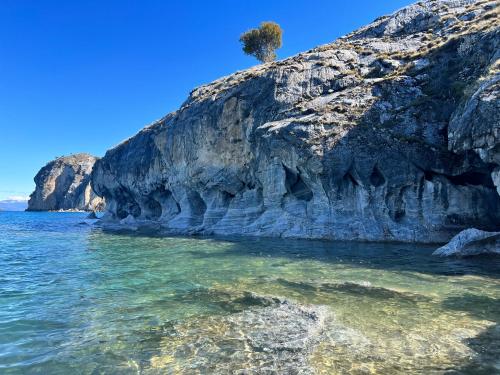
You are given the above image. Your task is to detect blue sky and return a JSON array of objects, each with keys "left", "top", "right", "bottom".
[{"left": 0, "top": 0, "right": 413, "bottom": 201}]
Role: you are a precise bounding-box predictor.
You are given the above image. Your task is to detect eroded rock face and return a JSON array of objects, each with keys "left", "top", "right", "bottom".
[
  {"left": 433, "top": 228, "right": 500, "bottom": 257},
  {"left": 28, "top": 154, "right": 104, "bottom": 211},
  {"left": 449, "top": 71, "right": 500, "bottom": 194},
  {"left": 93, "top": 0, "right": 500, "bottom": 242}
]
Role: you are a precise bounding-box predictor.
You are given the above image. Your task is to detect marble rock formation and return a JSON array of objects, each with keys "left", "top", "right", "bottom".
[
  {"left": 92, "top": 0, "right": 500, "bottom": 242},
  {"left": 28, "top": 153, "right": 104, "bottom": 212},
  {"left": 433, "top": 228, "right": 500, "bottom": 256}
]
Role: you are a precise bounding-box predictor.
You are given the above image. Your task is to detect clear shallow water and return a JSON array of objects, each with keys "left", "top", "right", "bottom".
[{"left": 1, "top": 212, "right": 500, "bottom": 374}]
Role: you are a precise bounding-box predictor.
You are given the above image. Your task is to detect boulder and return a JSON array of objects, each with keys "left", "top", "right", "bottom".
[{"left": 433, "top": 228, "right": 500, "bottom": 257}]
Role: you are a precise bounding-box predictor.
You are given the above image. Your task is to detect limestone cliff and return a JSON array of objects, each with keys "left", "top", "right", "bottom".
[
  {"left": 28, "top": 154, "right": 104, "bottom": 212},
  {"left": 92, "top": 0, "right": 500, "bottom": 242}
]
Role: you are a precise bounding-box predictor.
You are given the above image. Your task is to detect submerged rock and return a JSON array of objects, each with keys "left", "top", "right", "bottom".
[
  {"left": 92, "top": 0, "right": 500, "bottom": 242},
  {"left": 433, "top": 228, "right": 500, "bottom": 257},
  {"left": 276, "top": 278, "right": 431, "bottom": 303},
  {"left": 28, "top": 154, "right": 104, "bottom": 212},
  {"left": 150, "top": 297, "right": 347, "bottom": 374}
]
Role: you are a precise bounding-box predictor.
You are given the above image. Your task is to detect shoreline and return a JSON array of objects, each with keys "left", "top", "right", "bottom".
[
  {"left": 95, "top": 218, "right": 452, "bottom": 246},
  {"left": 24, "top": 209, "right": 101, "bottom": 213}
]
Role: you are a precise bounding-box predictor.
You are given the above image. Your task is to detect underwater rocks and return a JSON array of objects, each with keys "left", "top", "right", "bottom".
[
  {"left": 92, "top": 0, "right": 500, "bottom": 242},
  {"left": 150, "top": 295, "right": 348, "bottom": 374},
  {"left": 147, "top": 286, "right": 484, "bottom": 373},
  {"left": 276, "top": 278, "right": 431, "bottom": 304},
  {"left": 433, "top": 228, "right": 500, "bottom": 257},
  {"left": 28, "top": 154, "right": 104, "bottom": 212}
]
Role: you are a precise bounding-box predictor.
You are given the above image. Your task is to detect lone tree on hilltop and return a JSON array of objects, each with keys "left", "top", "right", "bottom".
[{"left": 240, "top": 22, "right": 282, "bottom": 63}]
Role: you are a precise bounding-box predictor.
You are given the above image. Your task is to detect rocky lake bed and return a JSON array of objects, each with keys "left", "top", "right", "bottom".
[{"left": 1, "top": 211, "right": 500, "bottom": 373}]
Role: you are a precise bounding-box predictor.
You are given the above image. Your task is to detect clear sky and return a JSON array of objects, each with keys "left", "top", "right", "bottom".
[{"left": 0, "top": 0, "right": 413, "bottom": 201}]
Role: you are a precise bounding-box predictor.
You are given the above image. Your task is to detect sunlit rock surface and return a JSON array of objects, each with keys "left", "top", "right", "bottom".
[
  {"left": 28, "top": 154, "right": 104, "bottom": 212},
  {"left": 93, "top": 0, "right": 500, "bottom": 242},
  {"left": 433, "top": 228, "right": 500, "bottom": 256}
]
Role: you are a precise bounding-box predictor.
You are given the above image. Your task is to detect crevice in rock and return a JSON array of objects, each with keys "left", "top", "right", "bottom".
[
  {"left": 386, "top": 186, "right": 409, "bottom": 223},
  {"left": 344, "top": 171, "right": 359, "bottom": 187}
]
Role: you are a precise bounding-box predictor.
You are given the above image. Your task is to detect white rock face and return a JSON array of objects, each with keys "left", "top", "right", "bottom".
[
  {"left": 433, "top": 228, "right": 500, "bottom": 257},
  {"left": 92, "top": 0, "right": 500, "bottom": 242},
  {"left": 28, "top": 154, "right": 104, "bottom": 212}
]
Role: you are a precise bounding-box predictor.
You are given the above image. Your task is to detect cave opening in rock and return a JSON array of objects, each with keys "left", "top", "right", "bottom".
[
  {"left": 422, "top": 169, "right": 495, "bottom": 188},
  {"left": 370, "top": 165, "right": 386, "bottom": 187},
  {"left": 114, "top": 188, "right": 142, "bottom": 219},
  {"left": 143, "top": 196, "right": 162, "bottom": 220},
  {"left": 448, "top": 171, "right": 495, "bottom": 187},
  {"left": 188, "top": 190, "right": 207, "bottom": 217},
  {"left": 284, "top": 165, "right": 313, "bottom": 201},
  {"left": 117, "top": 201, "right": 141, "bottom": 219}
]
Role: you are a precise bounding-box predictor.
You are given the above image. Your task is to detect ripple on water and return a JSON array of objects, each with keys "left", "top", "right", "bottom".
[{"left": 1, "top": 212, "right": 500, "bottom": 374}]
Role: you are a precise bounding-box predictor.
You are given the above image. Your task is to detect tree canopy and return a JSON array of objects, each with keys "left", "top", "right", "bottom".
[{"left": 240, "top": 22, "right": 282, "bottom": 63}]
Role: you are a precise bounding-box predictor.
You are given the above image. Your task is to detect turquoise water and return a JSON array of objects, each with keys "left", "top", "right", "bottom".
[{"left": 1, "top": 211, "right": 500, "bottom": 374}]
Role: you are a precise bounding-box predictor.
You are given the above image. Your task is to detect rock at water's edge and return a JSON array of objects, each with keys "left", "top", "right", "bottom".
[
  {"left": 28, "top": 154, "right": 104, "bottom": 212},
  {"left": 92, "top": 0, "right": 500, "bottom": 242},
  {"left": 433, "top": 228, "right": 500, "bottom": 257}
]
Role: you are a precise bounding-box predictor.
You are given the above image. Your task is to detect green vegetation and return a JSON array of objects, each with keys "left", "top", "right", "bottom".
[{"left": 240, "top": 22, "right": 282, "bottom": 63}]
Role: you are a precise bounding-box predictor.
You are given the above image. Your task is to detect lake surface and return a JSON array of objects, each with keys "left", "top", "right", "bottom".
[{"left": 1, "top": 211, "right": 499, "bottom": 374}]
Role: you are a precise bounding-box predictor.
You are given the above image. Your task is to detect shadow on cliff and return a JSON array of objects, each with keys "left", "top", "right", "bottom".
[
  {"left": 441, "top": 294, "right": 500, "bottom": 374},
  {"left": 316, "top": 27, "right": 500, "bottom": 237},
  {"left": 94, "top": 28, "right": 500, "bottom": 240}
]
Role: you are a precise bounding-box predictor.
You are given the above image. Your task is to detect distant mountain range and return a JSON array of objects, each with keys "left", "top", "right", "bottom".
[{"left": 0, "top": 198, "right": 28, "bottom": 211}]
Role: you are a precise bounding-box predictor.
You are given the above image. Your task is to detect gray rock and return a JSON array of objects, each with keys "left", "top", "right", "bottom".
[
  {"left": 27, "top": 153, "right": 104, "bottom": 212},
  {"left": 155, "top": 296, "right": 343, "bottom": 374},
  {"left": 347, "top": 0, "right": 477, "bottom": 39},
  {"left": 92, "top": 0, "right": 500, "bottom": 242},
  {"left": 449, "top": 73, "right": 500, "bottom": 194},
  {"left": 433, "top": 228, "right": 500, "bottom": 257},
  {"left": 119, "top": 214, "right": 138, "bottom": 229}
]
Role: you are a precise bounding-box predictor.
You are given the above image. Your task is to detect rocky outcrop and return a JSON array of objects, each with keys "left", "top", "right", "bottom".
[
  {"left": 449, "top": 70, "right": 500, "bottom": 194},
  {"left": 433, "top": 228, "right": 500, "bottom": 256},
  {"left": 93, "top": 0, "right": 500, "bottom": 242},
  {"left": 28, "top": 154, "right": 104, "bottom": 212}
]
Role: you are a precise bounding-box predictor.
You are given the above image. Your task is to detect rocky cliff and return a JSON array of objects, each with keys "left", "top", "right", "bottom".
[
  {"left": 92, "top": 0, "right": 500, "bottom": 242},
  {"left": 28, "top": 154, "right": 104, "bottom": 212}
]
